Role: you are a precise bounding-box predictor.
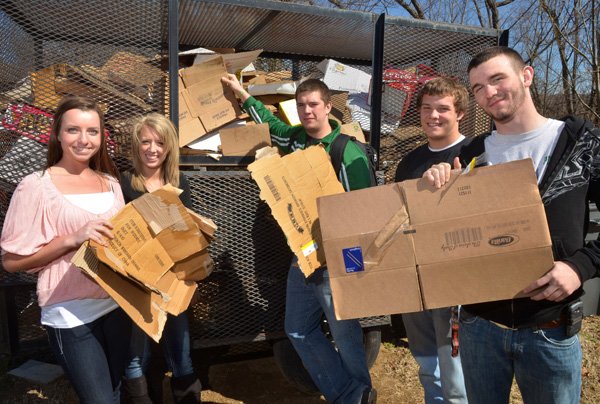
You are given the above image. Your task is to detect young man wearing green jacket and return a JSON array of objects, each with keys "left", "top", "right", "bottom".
[{"left": 222, "top": 74, "right": 376, "bottom": 404}]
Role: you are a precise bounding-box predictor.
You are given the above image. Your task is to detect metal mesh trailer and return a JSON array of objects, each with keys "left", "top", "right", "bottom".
[{"left": 0, "top": 0, "right": 504, "bottom": 360}]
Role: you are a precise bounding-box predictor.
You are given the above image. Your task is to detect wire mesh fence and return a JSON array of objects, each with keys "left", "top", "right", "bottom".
[{"left": 379, "top": 18, "right": 499, "bottom": 183}]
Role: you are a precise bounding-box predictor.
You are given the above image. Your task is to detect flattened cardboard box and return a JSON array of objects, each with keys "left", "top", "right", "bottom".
[
  {"left": 317, "top": 159, "right": 554, "bottom": 320},
  {"left": 178, "top": 56, "right": 241, "bottom": 146},
  {"left": 219, "top": 123, "right": 272, "bottom": 156},
  {"left": 72, "top": 185, "right": 216, "bottom": 341},
  {"left": 248, "top": 145, "right": 345, "bottom": 276}
]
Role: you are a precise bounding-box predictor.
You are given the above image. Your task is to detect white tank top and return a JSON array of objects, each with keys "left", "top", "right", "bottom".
[{"left": 41, "top": 190, "right": 119, "bottom": 328}]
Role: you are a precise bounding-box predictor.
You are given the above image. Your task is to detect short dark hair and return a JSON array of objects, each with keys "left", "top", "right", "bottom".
[
  {"left": 468, "top": 46, "right": 526, "bottom": 73},
  {"left": 295, "top": 79, "right": 331, "bottom": 104},
  {"left": 416, "top": 77, "right": 469, "bottom": 115},
  {"left": 47, "top": 95, "right": 117, "bottom": 178}
]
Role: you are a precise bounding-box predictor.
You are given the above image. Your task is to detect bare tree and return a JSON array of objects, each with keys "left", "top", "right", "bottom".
[
  {"left": 536, "top": 0, "right": 599, "bottom": 122},
  {"left": 305, "top": 0, "right": 599, "bottom": 124}
]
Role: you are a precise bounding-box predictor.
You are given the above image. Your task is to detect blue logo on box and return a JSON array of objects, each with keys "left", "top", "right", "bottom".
[{"left": 342, "top": 247, "right": 364, "bottom": 273}]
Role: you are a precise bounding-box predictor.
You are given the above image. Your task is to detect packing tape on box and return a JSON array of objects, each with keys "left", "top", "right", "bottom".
[{"left": 364, "top": 205, "right": 410, "bottom": 266}]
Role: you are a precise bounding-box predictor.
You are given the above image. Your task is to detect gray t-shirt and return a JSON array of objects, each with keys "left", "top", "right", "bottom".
[{"left": 484, "top": 118, "right": 564, "bottom": 182}]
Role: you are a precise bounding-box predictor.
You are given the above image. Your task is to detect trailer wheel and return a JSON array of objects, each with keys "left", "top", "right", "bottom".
[{"left": 273, "top": 326, "right": 382, "bottom": 395}]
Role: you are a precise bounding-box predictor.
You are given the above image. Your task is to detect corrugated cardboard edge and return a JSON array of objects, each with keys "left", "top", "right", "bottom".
[{"left": 71, "top": 243, "right": 176, "bottom": 342}]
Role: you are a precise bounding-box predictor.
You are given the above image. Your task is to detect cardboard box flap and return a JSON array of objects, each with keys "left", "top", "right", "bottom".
[
  {"left": 317, "top": 183, "right": 416, "bottom": 272},
  {"left": 317, "top": 186, "right": 421, "bottom": 317},
  {"left": 127, "top": 238, "right": 174, "bottom": 289},
  {"left": 403, "top": 159, "right": 541, "bottom": 225},
  {"left": 404, "top": 159, "right": 552, "bottom": 267},
  {"left": 412, "top": 204, "right": 551, "bottom": 266},
  {"left": 220, "top": 49, "right": 263, "bottom": 73},
  {"left": 419, "top": 247, "right": 554, "bottom": 309},
  {"left": 131, "top": 185, "right": 185, "bottom": 234},
  {"left": 318, "top": 182, "right": 406, "bottom": 238},
  {"left": 72, "top": 246, "right": 196, "bottom": 342},
  {"left": 180, "top": 56, "right": 228, "bottom": 87},
  {"left": 186, "top": 209, "right": 218, "bottom": 240},
  {"left": 172, "top": 250, "right": 214, "bottom": 282},
  {"left": 93, "top": 204, "right": 153, "bottom": 277},
  {"left": 184, "top": 80, "right": 241, "bottom": 133},
  {"left": 248, "top": 81, "right": 297, "bottom": 96},
  {"left": 220, "top": 123, "right": 272, "bottom": 156},
  {"left": 155, "top": 227, "right": 210, "bottom": 261},
  {"left": 297, "top": 146, "right": 344, "bottom": 193}
]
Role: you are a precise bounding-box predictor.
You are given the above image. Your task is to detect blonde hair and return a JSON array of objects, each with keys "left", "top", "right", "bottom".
[{"left": 129, "top": 113, "right": 180, "bottom": 192}]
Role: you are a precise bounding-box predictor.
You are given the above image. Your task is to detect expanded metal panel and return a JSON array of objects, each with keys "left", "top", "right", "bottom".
[
  {"left": 185, "top": 171, "right": 293, "bottom": 346},
  {"left": 378, "top": 18, "right": 500, "bottom": 182},
  {"left": 185, "top": 170, "right": 388, "bottom": 347},
  {"left": 179, "top": 0, "right": 375, "bottom": 61},
  {"left": 0, "top": 0, "right": 168, "bottom": 354}
]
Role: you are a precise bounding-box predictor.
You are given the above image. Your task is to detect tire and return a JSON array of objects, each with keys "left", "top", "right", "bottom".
[
  {"left": 272, "top": 326, "right": 382, "bottom": 395},
  {"left": 272, "top": 338, "right": 320, "bottom": 395},
  {"left": 363, "top": 326, "right": 381, "bottom": 369}
]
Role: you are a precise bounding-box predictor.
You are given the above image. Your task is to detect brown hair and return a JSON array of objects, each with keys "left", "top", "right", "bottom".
[
  {"left": 467, "top": 46, "right": 526, "bottom": 74},
  {"left": 295, "top": 79, "right": 331, "bottom": 104},
  {"left": 416, "top": 77, "right": 469, "bottom": 115},
  {"left": 47, "top": 95, "right": 117, "bottom": 177},
  {"left": 129, "top": 113, "right": 180, "bottom": 193}
]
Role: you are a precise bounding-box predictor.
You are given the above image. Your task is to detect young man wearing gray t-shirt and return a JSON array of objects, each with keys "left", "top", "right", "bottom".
[{"left": 423, "top": 46, "right": 600, "bottom": 404}]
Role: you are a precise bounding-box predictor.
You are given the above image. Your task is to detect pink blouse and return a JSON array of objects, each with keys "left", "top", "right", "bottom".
[{"left": 1, "top": 171, "right": 125, "bottom": 307}]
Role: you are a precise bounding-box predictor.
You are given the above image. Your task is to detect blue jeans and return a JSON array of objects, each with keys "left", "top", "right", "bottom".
[
  {"left": 284, "top": 262, "right": 371, "bottom": 404},
  {"left": 459, "top": 310, "right": 581, "bottom": 404},
  {"left": 46, "top": 308, "right": 131, "bottom": 404},
  {"left": 125, "top": 311, "right": 195, "bottom": 379},
  {"left": 402, "top": 308, "right": 467, "bottom": 404}
]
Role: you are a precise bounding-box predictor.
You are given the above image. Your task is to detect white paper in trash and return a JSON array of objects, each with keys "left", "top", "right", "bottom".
[
  {"left": 186, "top": 120, "right": 247, "bottom": 151},
  {"left": 248, "top": 81, "right": 298, "bottom": 96}
]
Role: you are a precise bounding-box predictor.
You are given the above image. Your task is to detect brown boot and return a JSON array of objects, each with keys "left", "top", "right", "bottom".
[
  {"left": 122, "top": 376, "right": 153, "bottom": 404},
  {"left": 170, "top": 373, "right": 202, "bottom": 403}
]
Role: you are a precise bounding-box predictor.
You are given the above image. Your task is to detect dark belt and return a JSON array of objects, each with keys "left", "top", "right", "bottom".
[
  {"left": 490, "top": 314, "right": 566, "bottom": 330},
  {"left": 535, "top": 314, "right": 567, "bottom": 329}
]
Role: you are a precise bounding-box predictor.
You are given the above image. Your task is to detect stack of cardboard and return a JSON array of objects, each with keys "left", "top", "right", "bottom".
[
  {"left": 177, "top": 51, "right": 376, "bottom": 156},
  {"left": 0, "top": 50, "right": 165, "bottom": 188},
  {"left": 30, "top": 53, "right": 162, "bottom": 117},
  {"left": 72, "top": 184, "right": 217, "bottom": 341},
  {"left": 178, "top": 51, "right": 280, "bottom": 157}
]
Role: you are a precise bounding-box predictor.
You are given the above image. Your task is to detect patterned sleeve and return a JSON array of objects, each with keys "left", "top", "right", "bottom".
[
  {"left": 1, "top": 173, "right": 55, "bottom": 258},
  {"left": 590, "top": 128, "right": 600, "bottom": 206}
]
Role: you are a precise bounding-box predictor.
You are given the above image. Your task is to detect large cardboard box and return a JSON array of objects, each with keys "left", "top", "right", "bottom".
[
  {"left": 317, "top": 159, "right": 554, "bottom": 319},
  {"left": 72, "top": 185, "right": 217, "bottom": 341},
  {"left": 248, "top": 146, "right": 345, "bottom": 276}
]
